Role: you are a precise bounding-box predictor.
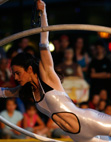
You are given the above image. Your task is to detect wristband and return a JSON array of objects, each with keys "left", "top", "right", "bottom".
[{"left": 39, "top": 43, "right": 49, "bottom": 50}]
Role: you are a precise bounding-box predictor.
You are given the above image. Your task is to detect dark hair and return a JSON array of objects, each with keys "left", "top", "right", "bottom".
[
  {"left": 6, "top": 98, "right": 16, "bottom": 105},
  {"left": 11, "top": 52, "right": 63, "bottom": 102},
  {"left": 26, "top": 103, "right": 36, "bottom": 111},
  {"left": 79, "top": 102, "right": 89, "bottom": 108},
  {"left": 11, "top": 52, "right": 39, "bottom": 74}
]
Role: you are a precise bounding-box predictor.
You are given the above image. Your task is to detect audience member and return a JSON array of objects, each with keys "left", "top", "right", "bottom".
[
  {"left": 99, "top": 89, "right": 108, "bottom": 101},
  {"left": 89, "top": 94, "right": 100, "bottom": 109},
  {"left": 17, "top": 38, "right": 30, "bottom": 53},
  {"left": 0, "top": 99, "right": 24, "bottom": 139},
  {"left": 56, "top": 47, "right": 83, "bottom": 78},
  {"left": 0, "top": 58, "right": 11, "bottom": 87},
  {"left": 88, "top": 41, "right": 111, "bottom": 95},
  {"left": 23, "top": 104, "right": 46, "bottom": 135},
  {"left": 74, "top": 37, "right": 90, "bottom": 77},
  {"left": 105, "top": 104, "right": 111, "bottom": 115},
  {"left": 98, "top": 100, "right": 106, "bottom": 112},
  {"left": 79, "top": 102, "right": 89, "bottom": 109}
]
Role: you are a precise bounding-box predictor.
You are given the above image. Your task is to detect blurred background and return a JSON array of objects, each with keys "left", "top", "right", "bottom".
[{"left": 0, "top": 0, "right": 111, "bottom": 141}]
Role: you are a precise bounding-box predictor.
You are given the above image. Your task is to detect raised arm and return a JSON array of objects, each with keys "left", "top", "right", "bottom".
[
  {"left": 37, "top": 0, "right": 54, "bottom": 72},
  {"left": 0, "top": 85, "right": 21, "bottom": 98}
]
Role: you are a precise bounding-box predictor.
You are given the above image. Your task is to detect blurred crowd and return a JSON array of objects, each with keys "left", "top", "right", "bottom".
[{"left": 0, "top": 35, "right": 111, "bottom": 139}]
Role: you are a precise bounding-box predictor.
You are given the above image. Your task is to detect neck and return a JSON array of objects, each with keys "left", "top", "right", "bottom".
[{"left": 30, "top": 73, "right": 39, "bottom": 90}]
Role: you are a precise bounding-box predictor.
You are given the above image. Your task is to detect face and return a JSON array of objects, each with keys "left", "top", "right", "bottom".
[
  {"left": 99, "top": 90, "right": 107, "bottom": 101},
  {"left": 6, "top": 100, "right": 16, "bottom": 113},
  {"left": 96, "top": 45, "right": 104, "bottom": 55},
  {"left": 76, "top": 38, "right": 84, "bottom": 49},
  {"left": 20, "top": 38, "right": 29, "bottom": 50},
  {"left": 64, "top": 49, "right": 74, "bottom": 60},
  {"left": 12, "top": 65, "right": 31, "bottom": 86},
  {"left": 98, "top": 101, "right": 106, "bottom": 111},
  {"left": 92, "top": 95, "right": 100, "bottom": 105},
  {"left": 27, "top": 106, "right": 36, "bottom": 117},
  {"left": 105, "top": 106, "right": 111, "bottom": 115},
  {"left": 61, "top": 39, "right": 69, "bottom": 49}
]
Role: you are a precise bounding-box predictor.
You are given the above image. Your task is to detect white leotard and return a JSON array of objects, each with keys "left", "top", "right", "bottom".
[{"left": 33, "top": 79, "right": 111, "bottom": 142}]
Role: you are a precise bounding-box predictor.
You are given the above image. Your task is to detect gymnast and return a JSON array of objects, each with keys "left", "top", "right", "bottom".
[{"left": 0, "top": 0, "right": 111, "bottom": 142}]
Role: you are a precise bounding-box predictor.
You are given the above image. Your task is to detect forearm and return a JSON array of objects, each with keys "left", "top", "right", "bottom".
[
  {"left": 91, "top": 73, "right": 107, "bottom": 79},
  {"left": 40, "top": 8, "right": 49, "bottom": 45},
  {"left": 0, "top": 85, "right": 21, "bottom": 98}
]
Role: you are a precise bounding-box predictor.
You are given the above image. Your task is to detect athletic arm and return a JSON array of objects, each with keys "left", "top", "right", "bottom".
[
  {"left": 38, "top": 0, "right": 54, "bottom": 73},
  {"left": 0, "top": 85, "right": 21, "bottom": 98}
]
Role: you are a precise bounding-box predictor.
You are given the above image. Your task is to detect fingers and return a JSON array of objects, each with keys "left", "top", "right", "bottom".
[{"left": 37, "top": 0, "right": 46, "bottom": 12}]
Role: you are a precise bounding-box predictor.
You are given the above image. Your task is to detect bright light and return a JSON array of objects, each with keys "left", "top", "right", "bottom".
[
  {"left": 4, "top": 44, "right": 12, "bottom": 51},
  {"left": 49, "top": 42, "right": 55, "bottom": 52},
  {"left": 98, "top": 32, "right": 110, "bottom": 39}
]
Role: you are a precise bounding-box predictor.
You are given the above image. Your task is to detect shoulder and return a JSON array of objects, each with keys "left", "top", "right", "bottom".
[{"left": 0, "top": 110, "right": 7, "bottom": 116}]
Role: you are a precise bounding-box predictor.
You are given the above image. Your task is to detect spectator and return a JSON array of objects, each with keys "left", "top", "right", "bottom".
[
  {"left": 52, "top": 38, "right": 63, "bottom": 65},
  {"left": 89, "top": 94, "right": 100, "bottom": 109},
  {"left": 60, "top": 35, "right": 70, "bottom": 52},
  {"left": 23, "top": 104, "right": 46, "bottom": 135},
  {"left": 47, "top": 118, "right": 68, "bottom": 138},
  {"left": 17, "top": 38, "right": 30, "bottom": 53},
  {"left": 79, "top": 102, "right": 89, "bottom": 109},
  {"left": 99, "top": 89, "right": 108, "bottom": 101},
  {"left": 105, "top": 104, "right": 111, "bottom": 115},
  {"left": 0, "top": 98, "right": 25, "bottom": 139},
  {"left": 74, "top": 37, "right": 90, "bottom": 77},
  {"left": 98, "top": 100, "right": 106, "bottom": 112},
  {"left": 24, "top": 46, "right": 36, "bottom": 56},
  {"left": 0, "top": 58, "right": 11, "bottom": 87},
  {"left": 0, "top": 46, "right": 6, "bottom": 58},
  {"left": 56, "top": 47, "right": 83, "bottom": 78},
  {"left": 88, "top": 41, "right": 111, "bottom": 95}
]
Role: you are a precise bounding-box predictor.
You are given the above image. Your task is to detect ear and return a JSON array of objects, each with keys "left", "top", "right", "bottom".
[{"left": 27, "top": 66, "right": 33, "bottom": 73}]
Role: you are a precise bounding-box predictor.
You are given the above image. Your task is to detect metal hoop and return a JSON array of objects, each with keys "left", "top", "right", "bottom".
[
  {"left": 0, "top": 115, "right": 62, "bottom": 142},
  {"left": 0, "top": 24, "right": 111, "bottom": 46}
]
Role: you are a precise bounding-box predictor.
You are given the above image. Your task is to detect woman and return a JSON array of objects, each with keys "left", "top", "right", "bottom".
[{"left": 0, "top": 1, "right": 111, "bottom": 142}]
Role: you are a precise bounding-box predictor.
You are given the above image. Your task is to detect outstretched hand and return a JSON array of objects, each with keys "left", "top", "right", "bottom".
[{"left": 37, "top": 0, "right": 46, "bottom": 13}]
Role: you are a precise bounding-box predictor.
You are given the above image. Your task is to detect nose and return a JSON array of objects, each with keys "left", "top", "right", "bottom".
[{"left": 14, "top": 74, "right": 19, "bottom": 81}]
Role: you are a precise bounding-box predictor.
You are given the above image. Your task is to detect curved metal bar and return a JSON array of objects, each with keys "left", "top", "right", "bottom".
[
  {"left": 0, "top": 24, "right": 111, "bottom": 46},
  {"left": 0, "top": 115, "right": 62, "bottom": 142},
  {"left": 0, "top": 0, "right": 9, "bottom": 5}
]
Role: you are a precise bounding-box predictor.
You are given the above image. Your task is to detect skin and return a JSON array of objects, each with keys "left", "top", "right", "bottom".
[{"left": 12, "top": 0, "right": 80, "bottom": 134}]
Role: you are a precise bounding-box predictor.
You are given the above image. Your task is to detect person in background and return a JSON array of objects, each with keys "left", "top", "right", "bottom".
[
  {"left": 88, "top": 94, "right": 100, "bottom": 109},
  {"left": 47, "top": 118, "right": 68, "bottom": 138},
  {"left": 56, "top": 47, "right": 83, "bottom": 78},
  {"left": 17, "top": 38, "right": 30, "bottom": 53},
  {"left": 99, "top": 89, "right": 108, "bottom": 101},
  {"left": 0, "top": 46, "right": 6, "bottom": 58},
  {"left": 24, "top": 46, "right": 36, "bottom": 57},
  {"left": 0, "top": 58, "right": 11, "bottom": 87},
  {"left": 98, "top": 100, "right": 107, "bottom": 112},
  {"left": 79, "top": 102, "right": 89, "bottom": 109},
  {"left": 105, "top": 104, "right": 111, "bottom": 115},
  {"left": 0, "top": 98, "right": 25, "bottom": 139},
  {"left": 23, "top": 104, "right": 46, "bottom": 136},
  {"left": 74, "top": 37, "right": 90, "bottom": 77},
  {"left": 88, "top": 41, "right": 111, "bottom": 96},
  {"left": 51, "top": 38, "right": 63, "bottom": 65},
  {"left": 60, "top": 35, "right": 70, "bottom": 52}
]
